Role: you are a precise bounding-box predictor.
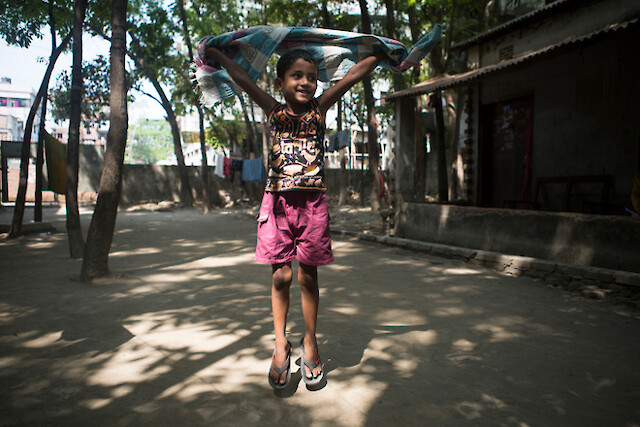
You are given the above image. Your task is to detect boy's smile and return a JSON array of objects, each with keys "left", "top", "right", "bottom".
[{"left": 276, "top": 58, "right": 318, "bottom": 113}]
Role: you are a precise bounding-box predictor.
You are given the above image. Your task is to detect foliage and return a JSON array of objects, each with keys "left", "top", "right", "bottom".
[
  {"left": 125, "top": 119, "right": 174, "bottom": 164},
  {"left": 169, "top": 0, "right": 246, "bottom": 137},
  {"left": 49, "top": 55, "right": 139, "bottom": 125},
  {"left": 5, "top": 0, "right": 549, "bottom": 163},
  {"left": 0, "top": 0, "right": 72, "bottom": 47},
  {"left": 205, "top": 100, "right": 247, "bottom": 149}
]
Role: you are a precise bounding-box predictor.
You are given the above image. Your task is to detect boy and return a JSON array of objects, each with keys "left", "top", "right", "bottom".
[{"left": 205, "top": 45, "right": 383, "bottom": 389}]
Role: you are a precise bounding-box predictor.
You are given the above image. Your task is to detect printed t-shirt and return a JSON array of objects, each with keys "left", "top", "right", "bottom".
[{"left": 265, "top": 99, "right": 326, "bottom": 192}]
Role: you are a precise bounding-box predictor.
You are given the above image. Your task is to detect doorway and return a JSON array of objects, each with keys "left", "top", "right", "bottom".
[{"left": 480, "top": 95, "right": 533, "bottom": 208}]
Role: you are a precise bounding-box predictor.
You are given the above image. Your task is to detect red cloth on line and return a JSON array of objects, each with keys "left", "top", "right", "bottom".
[{"left": 223, "top": 157, "right": 232, "bottom": 177}]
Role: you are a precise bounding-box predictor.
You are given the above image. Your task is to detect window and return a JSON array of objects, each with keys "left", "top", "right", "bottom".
[{"left": 0, "top": 97, "right": 7, "bottom": 106}]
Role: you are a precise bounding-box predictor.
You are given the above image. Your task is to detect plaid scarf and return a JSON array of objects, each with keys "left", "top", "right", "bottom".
[{"left": 192, "top": 25, "right": 442, "bottom": 107}]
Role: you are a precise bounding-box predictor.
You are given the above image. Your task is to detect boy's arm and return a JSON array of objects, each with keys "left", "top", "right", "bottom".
[
  {"left": 317, "top": 51, "right": 385, "bottom": 115},
  {"left": 205, "top": 46, "right": 278, "bottom": 113}
]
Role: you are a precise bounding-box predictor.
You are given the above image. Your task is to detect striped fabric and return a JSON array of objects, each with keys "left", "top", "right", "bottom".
[{"left": 192, "top": 25, "right": 442, "bottom": 107}]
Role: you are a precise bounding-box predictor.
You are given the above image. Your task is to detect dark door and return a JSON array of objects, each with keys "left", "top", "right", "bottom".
[{"left": 480, "top": 96, "right": 533, "bottom": 208}]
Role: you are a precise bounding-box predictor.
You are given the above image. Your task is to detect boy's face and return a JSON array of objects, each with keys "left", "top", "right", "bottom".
[{"left": 276, "top": 58, "right": 318, "bottom": 108}]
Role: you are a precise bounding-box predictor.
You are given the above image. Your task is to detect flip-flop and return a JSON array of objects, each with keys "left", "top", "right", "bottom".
[
  {"left": 300, "top": 337, "right": 324, "bottom": 386},
  {"left": 268, "top": 340, "right": 292, "bottom": 390}
]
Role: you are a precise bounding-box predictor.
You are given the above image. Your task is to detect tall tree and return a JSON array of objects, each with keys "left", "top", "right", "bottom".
[
  {"left": 126, "top": 3, "right": 194, "bottom": 207},
  {"left": 384, "top": 0, "right": 405, "bottom": 92},
  {"left": 81, "top": 0, "right": 129, "bottom": 281},
  {"left": 65, "top": 0, "right": 88, "bottom": 258},
  {"left": 2, "top": 0, "right": 72, "bottom": 237},
  {"left": 128, "top": 33, "right": 194, "bottom": 208},
  {"left": 35, "top": 0, "right": 58, "bottom": 223},
  {"left": 358, "top": 0, "right": 383, "bottom": 212},
  {"left": 414, "top": 0, "right": 495, "bottom": 201},
  {"left": 175, "top": 0, "right": 221, "bottom": 211}
]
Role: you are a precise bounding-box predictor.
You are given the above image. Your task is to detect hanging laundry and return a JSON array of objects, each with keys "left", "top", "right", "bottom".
[
  {"left": 327, "top": 133, "right": 338, "bottom": 153},
  {"left": 44, "top": 131, "right": 66, "bottom": 194},
  {"left": 242, "top": 158, "right": 266, "bottom": 182},
  {"left": 223, "top": 156, "right": 231, "bottom": 177},
  {"left": 326, "top": 130, "right": 349, "bottom": 152},
  {"left": 230, "top": 159, "right": 243, "bottom": 181},
  {"left": 337, "top": 129, "right": 350, "bottom": 149},
  {"left": 214, "top": 153, "right": 225, "bottom": 178}
]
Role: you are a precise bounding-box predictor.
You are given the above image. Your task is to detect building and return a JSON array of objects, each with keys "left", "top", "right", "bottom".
[
  {"left": 390, "top": 0, "right": 639, "bottom": 212},
  {"left": 51, "top": 123, "right": 107, "bottom": 148},
  {"left": 386, "top": 0, "right": 640, "bottom": 273},
  {"left": 0, "top": 77, "right": 40, "bottom": 142}
]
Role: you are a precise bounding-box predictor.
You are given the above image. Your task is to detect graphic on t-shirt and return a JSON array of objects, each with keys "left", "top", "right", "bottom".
[{"left": 266, "top": 100, "right": 326, "bottom": 192}]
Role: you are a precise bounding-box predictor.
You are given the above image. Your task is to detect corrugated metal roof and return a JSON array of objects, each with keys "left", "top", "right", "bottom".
[
  {"left": 451, "top": 0, "right": 584, "bottom": 51},
  {"left": 385, "top": 17, "right": 638, "bottom": 100}
]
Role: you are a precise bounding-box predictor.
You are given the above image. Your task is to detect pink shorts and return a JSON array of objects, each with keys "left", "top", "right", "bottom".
[{"left": 255, "top": 191, "right": 334, "bottom": 266}]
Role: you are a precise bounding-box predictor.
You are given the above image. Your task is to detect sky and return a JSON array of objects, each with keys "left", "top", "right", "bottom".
[{"left": 0, "top": 33, "right": 167, "bottom": 123}]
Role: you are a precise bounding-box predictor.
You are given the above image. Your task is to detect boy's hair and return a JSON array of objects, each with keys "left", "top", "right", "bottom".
[{"left": 276, "top": 49, "right": 318, "bottom": 79}]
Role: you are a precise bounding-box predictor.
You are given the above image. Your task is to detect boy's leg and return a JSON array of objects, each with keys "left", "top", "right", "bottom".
[
  {"left": 271, "top": 262, "right": 293, "bottom": 385},
  {"left": 298, "top": 262, "right": 322, "bottom": 379}
]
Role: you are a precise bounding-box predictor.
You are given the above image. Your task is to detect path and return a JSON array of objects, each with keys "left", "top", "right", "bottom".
[{"left": 1, "top": 206, "right": 639, "bottom": 426}]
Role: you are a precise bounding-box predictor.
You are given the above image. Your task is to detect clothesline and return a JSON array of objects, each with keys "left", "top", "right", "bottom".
[
  {"left": 192, "top": 25, "right": 442, "bottom": 107},
  {"left": 212, "top": 154, "right": 266, "bottom": 182}
]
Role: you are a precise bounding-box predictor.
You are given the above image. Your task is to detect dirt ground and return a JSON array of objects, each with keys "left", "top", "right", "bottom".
[{"left": 1, "top": 203, "right": 640, "bottom": 426}]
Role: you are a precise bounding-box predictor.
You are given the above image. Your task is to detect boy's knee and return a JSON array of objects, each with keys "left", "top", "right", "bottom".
[
  {"left": 272, "top": 264, "right": 293, "bottom": 290},
  {"left": 298, "top": 263, "right": 318, "bottom": 289}
]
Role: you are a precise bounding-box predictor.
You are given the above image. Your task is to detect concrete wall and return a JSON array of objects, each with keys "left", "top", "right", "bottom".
[
  {"left": 119, "top": 165, "right": 268, "bottom": 206},
  {"left": 77, "top": 150, "right": 372, "bottom": 206},
  {"left": 396, "top": 202, "right": 640, "bottom": 273}
]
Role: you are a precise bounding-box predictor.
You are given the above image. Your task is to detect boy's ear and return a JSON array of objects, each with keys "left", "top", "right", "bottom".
[{"left": 275, "top": 77, "right": 283, "bottom": 91}]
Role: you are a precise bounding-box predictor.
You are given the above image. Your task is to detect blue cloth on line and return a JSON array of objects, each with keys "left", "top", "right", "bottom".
[{"left": 241, "top": 158, "right": 266, "bottom": 182}]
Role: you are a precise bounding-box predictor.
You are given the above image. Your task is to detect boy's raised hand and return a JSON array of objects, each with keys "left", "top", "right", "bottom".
[
  {"left": 317, "top": 51, "right": 385, "bottom": 116},
  {"left": 205, "top": 46, "right": 278, "bottom": 114}
]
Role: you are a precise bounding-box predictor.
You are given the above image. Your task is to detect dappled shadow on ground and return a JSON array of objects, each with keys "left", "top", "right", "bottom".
[
  {"left": 1, "top": 208, "right": 639, "bottom": 425},
  {"left": 323, "top": 241, "right": 640, "bottom": 426}
]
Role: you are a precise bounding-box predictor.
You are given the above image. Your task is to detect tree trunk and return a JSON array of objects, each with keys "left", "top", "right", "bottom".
[
  {"left": 449, "top": 89, "right": 463, "bottom": 201},
  {"left": 407, "top": 4, "right": 422, "bottom": 86},
  {"left": 8, "top": 31, "right": 72, "bottom": 238},
  {"left": 35, "top": 0, "right": 58, "bottom": 223},
  {"left": 176, "top": 0, "right": 218, "bottom": 211},
  {"left": 80, "top": 0, "right": 129, "bottom": 281},
  {"left": 238, "top": 94, "right": 256, "bottom": 157},
  {"left": 35, "top": 87, "right": 47, "bottom": 223},
  {"left": 433, "top": 90, "right": 449, "bottom": 202},
  {"left": 337, "top": 99, "right": 348, "bottom": 206},
  {"left": 358, "top": 0, "right": 382, "bottom": 213},
  {"left": 165, "top": 101, "right": 193, "bottom": 207},
  {"left": 428, "top": 37, "right": 449, "bottom": 203},
  {"left": 414, "top": 97, "right": 426, "bottom": 202},
  {"left": 384, "top": 0, "right": 405, "bottom": 92},
  {"left": 129, "top": 34, "right": 194, "bottom": 208},
  {"left": 198, "top": 105, "right": 222, "bottom": 209},
  {"left": 66, "top": 0, "right": 88, "bottom": 258}
]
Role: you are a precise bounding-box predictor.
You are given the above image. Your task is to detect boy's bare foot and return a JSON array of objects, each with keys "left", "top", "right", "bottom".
[
  {"left": 269, "top": 339, "right": 291, "bottom": 388},
  {"left": 301, "top": 336, "right": 323, "bottom": 383}
]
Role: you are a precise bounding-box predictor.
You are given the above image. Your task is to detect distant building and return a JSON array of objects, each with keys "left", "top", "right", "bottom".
[
  {"left": 51, "top": 124, "right": 107, "bottom": 148},
  {"left": 0, "top": 77, "right": 39, "bottom": 142}
]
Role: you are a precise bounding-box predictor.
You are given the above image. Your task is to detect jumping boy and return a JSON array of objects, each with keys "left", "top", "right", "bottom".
[{"left": 204, "top": 45, "right": 384, "bottom": 389}]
